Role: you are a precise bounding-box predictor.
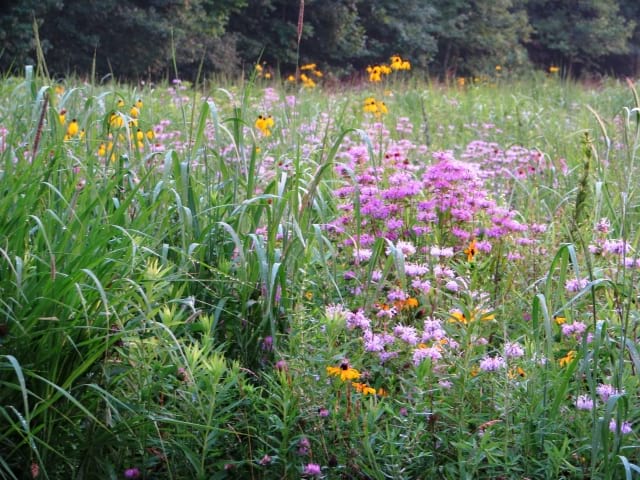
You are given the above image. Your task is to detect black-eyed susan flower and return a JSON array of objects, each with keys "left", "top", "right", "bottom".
[
  {"left": 300, "top": 73, "right": 316, "bottom": 88},
  {"left": 367, "top": 65, "right": 383, "bottom": 82},
  {"left": 326, "top": 360, "right": 360, "bottom": 382},
  {"left": 255, "top": 114, "right": 274, "bottom": 136},
  {"left": 363, "top": 97, "right": 388, "bottom": 118}
]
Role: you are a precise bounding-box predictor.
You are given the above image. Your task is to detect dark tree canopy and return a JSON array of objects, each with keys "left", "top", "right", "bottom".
[{"left": 0, "top": 0, "right": 638, "bottom": 80}]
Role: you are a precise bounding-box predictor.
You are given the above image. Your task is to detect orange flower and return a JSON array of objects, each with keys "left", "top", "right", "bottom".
[
  {"left": 352, "top": 382, "right": 376, "bottom": 395},
  {"left": 449, "top": 310, "right": 467, "bottom": 324},
  {"left": 559, "top": 350, "right": 576, "bottom": 367},
  {"left": 554, "top": 315, "right": 566, "bottom": 325},
  {"left": 464, "top": 239, "right": 477, "bottom": 262}
]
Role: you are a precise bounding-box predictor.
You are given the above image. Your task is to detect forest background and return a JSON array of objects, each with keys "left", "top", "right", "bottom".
[{"left": 1, "top": 0, "right": 640, "bottom": 81}]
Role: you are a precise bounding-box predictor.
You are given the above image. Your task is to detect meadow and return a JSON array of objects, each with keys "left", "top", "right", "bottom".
[{"left": 1, "top": 65, "right": 640, "bottom": 479}]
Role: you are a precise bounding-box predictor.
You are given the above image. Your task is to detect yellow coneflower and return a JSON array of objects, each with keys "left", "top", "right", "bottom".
[
  {"left": 136, "top": 128, "right": 144, "bottom": 142},
  {"left": 129, "top": 106, "right": 139, "bottom": 118},
  {"left": 135, "top": 98, "right": 143, "bottom": 109},
  {"left": 58, "top": 109, "right": 67, "bottom": 125},
  {"left": 265, "top": 115, "right": 275, "bottom": 129},
  {"left": 109, "top": 112, "right": 123, "bottom": 128},
  {"left": 146, "top": 129, "right": 155, "bottom": 140},
  {"left": 66, "top": 119, "right": 79, "bottom": 137},
  {"left": 116, "top": 99, "right": 125, "bottom": 108},
  {"left": 97, "top": 143, "right": 107, "bottom": 157}
]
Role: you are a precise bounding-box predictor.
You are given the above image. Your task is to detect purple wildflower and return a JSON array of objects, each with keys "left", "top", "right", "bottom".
[
  {"left": 393, "top": 325, "right": 419, "bottom": 345},
  {"left": 303, "top": 463, "right": 322, "bottom": 476},
  {"left": 413, "top": 346, "right": 442, "bottom": 365},
  {"left": 575, "top": 394, "right": 595, "bottom": 411},
  {"left": 479, "top": 355, "right": 506, "bottom": 372},
  {"left": 504, "top": 342, "right": 524, "bottom": 358},
  {"left": 609, "top": 419, "right": 633, "bottom": 435},
  {"left": 565, "top": 277, "right": 589, "bottom": 292},
  {"left": 597, "top": 383, "right": 621, "bottom": 402},
  {"left": 345, "top": 309, "right": 371, "bottom": 330},
  {"left": 124, "top": 468, "right": 141, "bottom": 479}
]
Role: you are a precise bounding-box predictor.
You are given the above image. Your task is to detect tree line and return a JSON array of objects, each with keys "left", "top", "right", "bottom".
[{"left": 0, "top": 0, "right": 638, "bottom": 81}]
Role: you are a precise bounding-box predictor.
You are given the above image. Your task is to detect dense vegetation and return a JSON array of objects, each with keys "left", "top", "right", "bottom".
[
  {"left": 1, "top": 64, "right": 640, "bottom": 478},
  {"left": 1, "top": 0, "right": 639, "bottom": 80}
]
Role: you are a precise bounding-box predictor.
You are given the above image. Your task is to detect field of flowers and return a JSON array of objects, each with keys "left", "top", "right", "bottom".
[{"left": 1, "top": 65, "right": 640, "bottom": 479}]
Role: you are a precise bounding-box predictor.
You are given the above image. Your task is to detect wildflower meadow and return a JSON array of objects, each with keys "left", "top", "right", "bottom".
[{"left": 1, "top": 64, "right": 640, "bottom": 479}]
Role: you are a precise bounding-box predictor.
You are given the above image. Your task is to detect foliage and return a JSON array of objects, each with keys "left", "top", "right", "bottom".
[
  {"left": 526, "top": 0, "right": 635, "bottom": 74},
  {"left": 2, "top": 0, "right": 640, "bottom": 79}
]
